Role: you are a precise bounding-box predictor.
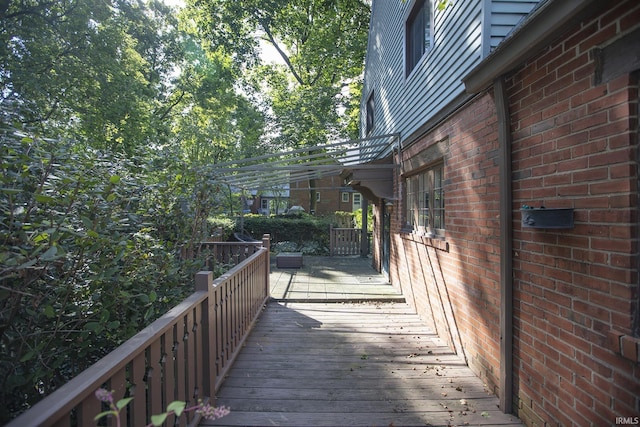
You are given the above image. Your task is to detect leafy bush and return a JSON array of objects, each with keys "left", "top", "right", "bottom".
[
  {"left": 0, "top": 124, "right": 220, "bottom": 421},
  {"left": 353, "top": 205, "right": 373, "bottom": 230},
  {"left": 332, "top": 211, "right": 355, "bottom": 228},
  {"left": 239, "top": 213, "right": 333, "bottom": 254},
  {"left": 207, "top": 215, "right": 236, "bottom": 241}
]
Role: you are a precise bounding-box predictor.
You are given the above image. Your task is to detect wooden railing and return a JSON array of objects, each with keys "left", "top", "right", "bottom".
[
  {"left": 7, "top": 235, "right": 271, "bottom": 427},
  {"left": 199, "top": 240, "right": 263, "bottom": 268},
  {"left": 330, "top": 226, "right": 363, "bottom": 256}
]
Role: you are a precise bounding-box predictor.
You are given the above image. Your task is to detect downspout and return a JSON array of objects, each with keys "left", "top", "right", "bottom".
[{"left": 495, "top": 76, "right": 513, "bottom": 413}]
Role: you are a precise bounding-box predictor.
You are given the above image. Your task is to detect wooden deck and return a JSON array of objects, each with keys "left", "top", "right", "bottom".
[
  {"left": 269, "top": 255, "right": 405, "bottom": 302},
  {"left": 203, "top": 257, "right": 523, "bottom": 427}
]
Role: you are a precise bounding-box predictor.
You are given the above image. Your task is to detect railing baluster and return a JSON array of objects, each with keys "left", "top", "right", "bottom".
[
  {"left": 232, "top": 275, "right": 240, "bottom": 349},
  {"left": 195, "top": 271, "right": 214, "bottom": 400},
  {"left": 175, "top": 320, "right": 186, "bottom": 427},
  {"left": 184, "top": 310, "right": 196, "bottom": 422},
  {"left": 148, "top": 339, "right": 163, "bottom": 418},
  {"left": 192, "top": 306, "right": 202, "bottom": 404},
  {"left": 78, "top": 393, "right": 100, "bottom": 426},
  {"left": 214, "top": 283, "right": 224, "bottom": 381},
  {"left": 52, "top": 416, "right": 70, "bottom": 427},
  {"left": 109, "top": 368, "right": 127, "bottom": 426},
  {"left": 221, "top": 282, "right": 233, "bottom": 369},
  {"left": 129, "top": 353, "right": 147, "bottom": 426},
  {"left": 162, "top": 330, "right": 176, "bottom": 426}
]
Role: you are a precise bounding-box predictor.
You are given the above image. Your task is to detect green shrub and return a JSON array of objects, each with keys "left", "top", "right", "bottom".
[
  {"left": 332, "top": 211, "right": 355, "bottom": 228},
  {"left": 207, "top": 215, "right": 235, "bottom": 240},
  {"left": 0, "top": 124, "right": 220, "bottom": 422},
  {"left": 239, "top": 213, "right": 333, "bottom": 254},
  {"left": 353, "top": 205, "right": 373, "bottom": 230}
]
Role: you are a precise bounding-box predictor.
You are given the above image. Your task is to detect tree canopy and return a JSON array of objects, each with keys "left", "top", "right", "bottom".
[
  {"left": 187, "top": 0, "right": 369, "bottom": 144},
  {"left": 185, "top": 0, "right": 370, "bottom": 210}
]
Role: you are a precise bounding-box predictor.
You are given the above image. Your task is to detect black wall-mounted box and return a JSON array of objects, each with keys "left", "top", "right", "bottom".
[{"left": 521, "top": 208, "right": 574, "bottom": 229}]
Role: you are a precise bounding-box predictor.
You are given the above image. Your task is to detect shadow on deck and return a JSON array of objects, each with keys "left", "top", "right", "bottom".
[{"left": 204, "top": 256, "right": 523, "bottom": 427}]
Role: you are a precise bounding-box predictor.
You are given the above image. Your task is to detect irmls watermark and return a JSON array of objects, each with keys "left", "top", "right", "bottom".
[{"left": 616, "top": 417, "right": 640, "bottom": 425}]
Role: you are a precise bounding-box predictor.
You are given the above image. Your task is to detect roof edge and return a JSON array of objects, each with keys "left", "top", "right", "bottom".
[{"left": 463, "top": 0, "right": 604, "bottom": 93}]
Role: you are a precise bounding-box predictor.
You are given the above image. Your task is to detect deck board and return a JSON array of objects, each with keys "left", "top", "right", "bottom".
[{"left": 203, "top": 301, "right": 523, "bottom": 427}]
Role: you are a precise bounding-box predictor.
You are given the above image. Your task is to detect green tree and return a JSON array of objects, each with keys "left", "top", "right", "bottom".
[
  {"left": 0, "top": 0, "right": 184, "bottom": 153},
  {"left": 172, "top": 40, "right": 266, "bottom": 164},
  {"left": 186, "top": 0, "right": 370, "bottom": 211},
  {"left": 0, "top": 0, "right": 265, "bottom": 419}
]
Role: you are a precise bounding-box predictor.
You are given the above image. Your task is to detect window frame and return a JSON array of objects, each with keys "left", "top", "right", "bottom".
[
  {"left": 405, "top": 0, "right": 433, "bottom": 77},
  {"left": 341, "top": 192, "right": 350, "bottom": 203},
  {"left": 403, "top": 161, "right": 445, "bottom": 237}
]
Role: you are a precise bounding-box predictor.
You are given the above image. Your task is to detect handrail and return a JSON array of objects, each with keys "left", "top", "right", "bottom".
[
  {"left": 199, "top": 240, "right": 263, "bottom": 268},
  {"left": 7, "top": 235, "right": 271, "bottom": 427}
]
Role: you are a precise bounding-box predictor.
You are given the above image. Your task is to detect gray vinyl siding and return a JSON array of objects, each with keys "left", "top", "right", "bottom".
[
  {"left": 360, "top": 0, "right": 484, "bottom": 145},
  {"left": 490, "top": 0, "right": 541, "bottom": 50},
  {"left": 361, "top": 0, "right": 540, "bottom": 149}
]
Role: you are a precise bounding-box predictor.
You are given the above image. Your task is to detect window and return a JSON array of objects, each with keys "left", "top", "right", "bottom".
[
  {"left": 316, "top": 192, "right": 321, "bottom": 202},
  {"left": 405, "top": 0, "right": 432, "bottom": 76},
  {"left": 404, "top": 162, "right": 444, "bottom": 235},
  {"left": 342, "top": 192, "right": 350, "bottom": 202},
  {"left": 260, "top": 198, "right": 270, "bottom": 215},
  {"left": 366, "top": 91, "right": 375, "bottom": 135},
  {"left": 353, "top": 193, "right": 362, "bottom": 211}
]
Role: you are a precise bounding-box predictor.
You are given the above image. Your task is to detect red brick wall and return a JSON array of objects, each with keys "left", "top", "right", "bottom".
[
  {"left": 390, "top": 92, "right": 503, "bottom": 394},
  {"left": 289, "top": 175, "right": 355, "bottom": 214},
  {"left": 508, "top": 2, "right": 640, "bottom": 424}
]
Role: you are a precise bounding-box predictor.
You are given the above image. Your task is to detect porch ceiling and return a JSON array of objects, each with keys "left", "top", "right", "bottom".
[{"left": 210, "top": 133, "right": 400, "bottom": 193}]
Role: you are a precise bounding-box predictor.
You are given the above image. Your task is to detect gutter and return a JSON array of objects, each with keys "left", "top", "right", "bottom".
[{"left": 461, "top": 0, "right": 606, "bottom": 415}]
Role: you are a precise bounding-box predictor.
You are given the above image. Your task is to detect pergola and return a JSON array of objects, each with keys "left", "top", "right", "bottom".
[{"left": 208, "top": 133, "right": 400, "bottom": 201}]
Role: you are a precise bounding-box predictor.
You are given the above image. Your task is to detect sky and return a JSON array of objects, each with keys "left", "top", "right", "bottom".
[
  {"left": 162, "top": 0, "right": 184, "bottom": 7},
  {"left": 161, "top": 0, "right": 285, "bottom": 65}
]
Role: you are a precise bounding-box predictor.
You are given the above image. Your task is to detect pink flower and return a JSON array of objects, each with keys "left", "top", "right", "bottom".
[{"left": 95, "top": 388, "right": 114, "bottom": 404}]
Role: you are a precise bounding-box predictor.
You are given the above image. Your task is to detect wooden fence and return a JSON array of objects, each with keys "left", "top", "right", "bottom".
[
  {"left": 7, "top": 236, "right": 271, "bottom": 427},
  {"left": 329, "top": 226, "right": 364, "bottom": 256}
]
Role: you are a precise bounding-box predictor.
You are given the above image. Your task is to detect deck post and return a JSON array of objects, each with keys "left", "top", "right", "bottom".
[
  {"left": 329, "top": 224, "right": 334, "bottom": 256},
  {"left": 262, "top": 234, "right": 271, "bottom": 297},
  {"left": 360, "top": 198, "right": 369, "bottom": 257},
  {"left": 195, "top": 271, "right": 215, "bottom": 400}
]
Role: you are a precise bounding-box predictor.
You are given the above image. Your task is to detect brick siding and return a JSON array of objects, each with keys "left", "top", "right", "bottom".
[
  {"left": 509, "top": 2, "right": 640, "bottom": 424},
  {"left": 390, "top": 92, "right": 503, "bottom": 394},
  {"left": 289, "top": 175, "right": 356, "bottom": 214}
]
